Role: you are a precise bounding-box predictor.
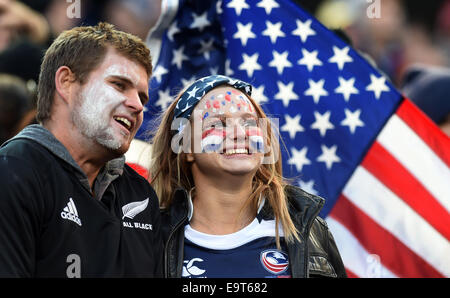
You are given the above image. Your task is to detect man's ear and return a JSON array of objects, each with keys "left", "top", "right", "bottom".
[{"left": 54, "top": 66, "right": 76, "bottom": 103}]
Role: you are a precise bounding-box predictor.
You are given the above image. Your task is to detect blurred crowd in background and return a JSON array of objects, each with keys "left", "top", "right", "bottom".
[{"left": 0, "top": 0, "right": 449, "bottom": 146}]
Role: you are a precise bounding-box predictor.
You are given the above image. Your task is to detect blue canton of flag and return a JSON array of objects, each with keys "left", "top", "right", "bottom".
[{"left": 139, "top": 0, "right": 402, "bottom": 218}]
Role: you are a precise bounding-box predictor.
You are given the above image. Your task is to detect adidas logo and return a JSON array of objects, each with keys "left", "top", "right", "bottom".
[{"left": 61, "top": 198, "right": 82, "bottom": 226}]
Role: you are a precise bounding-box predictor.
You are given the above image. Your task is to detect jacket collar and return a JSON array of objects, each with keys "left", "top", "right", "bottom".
[
  {"left": 5, "top": 124, "right": 125, "bottom": 198},
  {"left": 258, "top": 185, "right": 324, "bottom": 233},
  {"left": 168, "top": 185, "right": 325, "bottom": 234},
  {"left": 166, "top": 188, "right": 191, "bottom": 228}
]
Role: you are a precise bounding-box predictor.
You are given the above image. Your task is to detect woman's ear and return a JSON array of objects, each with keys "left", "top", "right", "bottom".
[
  {"left": 54, "top": 66, "right": 76, "bottom": 104},
  {"left": 186, "top": 152, "right": 195, "bottom": 162}
]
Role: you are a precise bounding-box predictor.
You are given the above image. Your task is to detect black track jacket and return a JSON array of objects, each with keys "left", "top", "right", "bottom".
[{"left": 0, "top": 125, "right": 163, "bottom": 277}]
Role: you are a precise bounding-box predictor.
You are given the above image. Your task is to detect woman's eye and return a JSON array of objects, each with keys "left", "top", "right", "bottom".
[
  {"left": 206, "top": 120, "right": 225, "bottom": 129},
  {"left": 243, "top": 119, "right": 258, "bottom": 127}
]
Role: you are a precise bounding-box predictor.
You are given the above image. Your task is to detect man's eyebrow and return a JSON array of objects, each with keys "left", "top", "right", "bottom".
[{"left": 109, "top": 74, "right": 134, "bottom": 85}]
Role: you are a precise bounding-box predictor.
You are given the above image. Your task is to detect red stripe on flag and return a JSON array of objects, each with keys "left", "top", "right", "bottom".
[
  {"left": 330, "top": 195, "right": 444, "bottom": 278},
  {"left": 126, "top": 162, "right": 150, "bottom": 181},
  {"left": 396, "top": 98, "right": 450, "bottom": 167},
  {"left": 345, "top": 268, "right": 359, "bottom": 278},
  {"left": 361, "top": 141, "right": 450, "bottom": 241}
]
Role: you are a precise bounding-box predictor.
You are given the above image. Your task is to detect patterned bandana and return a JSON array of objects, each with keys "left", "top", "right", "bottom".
[{"left": 173, "top": 75, "right": 253, "bottom": 122}]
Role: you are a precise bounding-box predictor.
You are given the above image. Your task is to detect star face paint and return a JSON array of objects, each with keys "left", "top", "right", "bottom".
[{"left": 200, "top": 88, "right": 256, "bottom": 120}]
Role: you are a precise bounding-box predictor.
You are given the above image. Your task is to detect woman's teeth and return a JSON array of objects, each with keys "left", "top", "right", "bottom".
[{"left": 223, "top": 148, "right": 248, "bottom": 155}]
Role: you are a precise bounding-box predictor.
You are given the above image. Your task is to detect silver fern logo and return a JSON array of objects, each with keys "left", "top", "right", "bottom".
[
  {"left": 122, "top": 198, "right": 149, "bottom": 220},
  {"left": 122, "top": 198, "right": 153, "bottom": 231}
]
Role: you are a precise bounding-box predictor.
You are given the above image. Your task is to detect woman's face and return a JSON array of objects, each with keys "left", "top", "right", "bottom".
[{"left": 186, "top": 86, "right": 265, "bottom": 179}]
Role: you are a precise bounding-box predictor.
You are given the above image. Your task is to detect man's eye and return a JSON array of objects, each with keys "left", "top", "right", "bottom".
[{"left": 113, "top": 81, "right": 125, "bottom": 90}]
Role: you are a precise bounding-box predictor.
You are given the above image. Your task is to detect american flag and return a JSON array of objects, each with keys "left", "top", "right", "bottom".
[{"left": 125, "top": 0, "right": 450, "bottom": 277}]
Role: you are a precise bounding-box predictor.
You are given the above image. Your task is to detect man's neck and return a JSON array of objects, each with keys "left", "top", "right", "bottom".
[{"left": 44, "top": 121, "right": 111, "bottom": 189}]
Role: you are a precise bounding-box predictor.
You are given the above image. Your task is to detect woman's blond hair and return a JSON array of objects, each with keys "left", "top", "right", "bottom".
[{"left": 149, "top": 87, "right": 299, "bottom": 247}]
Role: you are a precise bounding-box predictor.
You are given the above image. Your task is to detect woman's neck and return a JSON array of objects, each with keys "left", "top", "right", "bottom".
[{"left": 189, "top": 179, "right": 256, "bottom": 235}]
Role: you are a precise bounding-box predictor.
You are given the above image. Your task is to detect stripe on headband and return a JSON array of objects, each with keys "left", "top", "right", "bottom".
[{"left": 173, "top": 75, "right": 252, "bottom": 122}]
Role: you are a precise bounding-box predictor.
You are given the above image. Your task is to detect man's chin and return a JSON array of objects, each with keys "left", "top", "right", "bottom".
[{"left": 97, "top": 137, "right": 130, "bottom": 156}]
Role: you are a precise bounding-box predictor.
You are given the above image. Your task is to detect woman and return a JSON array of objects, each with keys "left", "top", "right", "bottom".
[{"left": 150, "top": 75, "right": 346, "bottom": 278}]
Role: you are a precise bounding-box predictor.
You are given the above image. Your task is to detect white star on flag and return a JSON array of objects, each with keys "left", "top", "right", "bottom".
[
  {"left": 227, "top": 0, "right": 249, "bottom": 16},
  {"left": 311, "top": 110, "right": 334, "bottom": 137},
  {"left": 366, "top": 74, "right": 390, "bottom": 99},
  {"left": 155, "top": 88, "right": 173, "bottom": 110},
  {"left": 317, "top": 144, "right": 341, "bottom": 170},
  {"left": 172, "top": 46, "right": 188, "bottom": 69},
  {"left": 198, "top": 38, "right": 215, "bottom": 60},
  {"left": 304, "top": 79, "right": 328, "bottom": 104},
  {"left": 190, "top": 12, "right": 210, "bottom": 31},
  {"left": 262, "top": 21, "right": 285, "bottom": 44},
  {"left": 167, "top": 21, "right": 180, "bottom": 41},
  {"left": 341, "top": 108, "right": 364, "bottom": 134},
  {"left": 251, "top": 84, "right": 268, "bottom": 104},
  {"left": 287, "top": 146, "right": 311, "bottom": 172},
  {"left": 225, "top": 59, "right": 234, "bottom": 76},
  {"left": 335, "top": 76, "right": 359, "bottom": 101},
  {"left": 152, "top": 65, "right": 168, "bottom": 83},
  {"left": 269, "top": 50, "right": 292, "bottom": 75},
  {"left": 233, "top": 22, "right": 256, "bottom": 46},
  {"left": 328, "top": 46, "right": 353, "bottom": 70},
  {"left": 181, "top": 76, "right": 196, "bottom": 89},
  {"left": 256, "top": 0, "right": 279, "bottom": 15},
  {"left": 298, "top": 48, "right": 322, "bottom": 72},
  {"left": 239, "top": 52, "right": 262, "bottom": 77},
  {"left": 298, "top": 179, "right": 318, "bottom": 195},
  {"left": 292, "top": 18, "right": 316, "bottom": 42},
  {"left": 281, "top": 114, "right": 304, "bottom": 139},
  {"left": 275, "top": 81, "right": 299, "bottom": 107}
]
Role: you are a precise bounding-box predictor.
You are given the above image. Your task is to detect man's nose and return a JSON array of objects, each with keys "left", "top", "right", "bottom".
[{"left": 125, "top": 91, "right": 144, "bottom": 113}]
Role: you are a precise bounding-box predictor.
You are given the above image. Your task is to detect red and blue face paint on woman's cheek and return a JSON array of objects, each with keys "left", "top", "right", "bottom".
[
  {"left": 247, "top": 127, "right": 264, "bottom": 153},
  {"left": 200, "top": 126, "right": 265, "bottom": 154},
  {"left": 201, "top": 127, "right": 225, "bottom": 153}
]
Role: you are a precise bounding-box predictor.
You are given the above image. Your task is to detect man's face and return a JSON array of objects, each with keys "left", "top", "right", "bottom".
[{"left": 71, "top": 48, "right": 149, "bottom": 155}]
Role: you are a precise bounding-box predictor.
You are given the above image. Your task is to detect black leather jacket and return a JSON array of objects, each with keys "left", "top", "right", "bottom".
[{"left": 160, "top": 185, "right": 347, "bottom": 278}]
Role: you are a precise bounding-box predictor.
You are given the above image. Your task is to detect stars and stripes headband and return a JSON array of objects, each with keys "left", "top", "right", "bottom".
[{"left": 173, "top": 75, "right": 253, "bottom": 122}]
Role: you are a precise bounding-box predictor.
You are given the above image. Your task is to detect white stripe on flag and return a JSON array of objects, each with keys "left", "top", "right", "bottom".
[
  {"left": 378, "top": 115, "right": 450, "bottom": 212},
  {"left": 343, "top": 166, "right": 450, "bottom": 276},
  {"left": 125, "top": 139, "right": 152, "bottom": 171},
  {"left": 326, "top": 217, "right": 397, "bottom": 278}
]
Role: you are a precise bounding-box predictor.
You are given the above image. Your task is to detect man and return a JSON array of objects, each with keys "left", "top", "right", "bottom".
[{"left": 0, "top": 22, "right": 162, "bottom": 277}]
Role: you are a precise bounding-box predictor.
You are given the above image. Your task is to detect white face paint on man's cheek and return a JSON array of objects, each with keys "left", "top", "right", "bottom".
[
  {"left": 80, "top": 79, "right": 126, "bottom": 123},
  {"left": 72, "top": 74, "right": 129, "bottom": 150}
]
